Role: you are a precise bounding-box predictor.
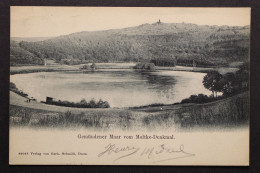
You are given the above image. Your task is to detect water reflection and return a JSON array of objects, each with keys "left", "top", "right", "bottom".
[
  {"left": 135, "top": 71, "right": 177, "bottom": 99},
  {"left": 10, "top": 69, "right": 211, "bottom": 107}
]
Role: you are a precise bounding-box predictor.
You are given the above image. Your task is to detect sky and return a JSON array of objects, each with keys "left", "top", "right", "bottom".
[{"left": 11, "top": 7, "right": 251, "bottom": 38}]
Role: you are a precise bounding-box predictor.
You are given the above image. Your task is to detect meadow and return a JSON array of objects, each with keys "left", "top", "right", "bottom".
[{"left": 10, "top": 92, "right": 249, "bottom": 131}]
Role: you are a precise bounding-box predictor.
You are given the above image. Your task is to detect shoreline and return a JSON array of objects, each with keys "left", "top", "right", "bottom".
[
  {"left": 9, "top": 90, "right": 249, "bottom": 113},
  {"left": 10, "top": 63, "right": 238, "bottom": 75}
]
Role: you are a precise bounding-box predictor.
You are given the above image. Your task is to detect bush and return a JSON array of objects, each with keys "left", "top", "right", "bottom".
[
  {"left": 45, "top": 98, "right": 110, "bottom": 108},
  {"left": 181, "top": 94, "right": 211, "bottom": 104},
  {"left": 81, "top": 64, "right": 90, "bottom": 70},
  {"left": 134, "top": 62, "right": 155, "bottom": 70}
]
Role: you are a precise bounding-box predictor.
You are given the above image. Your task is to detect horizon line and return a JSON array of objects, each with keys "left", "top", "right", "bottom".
[{"left": 11, "top": 21, "right": 250, "bottom": 39}]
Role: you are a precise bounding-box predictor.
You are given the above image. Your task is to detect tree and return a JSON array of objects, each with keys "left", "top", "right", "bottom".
[
  {"left": 203, "top": 71, "right": 223, "bottom": 97},
  {"left": 235, "top": 63, "right": 249, "bottom": 90},
  {"left": 90, "top": 63, "right": 96, "bottom": 71},
  {"left": 80, "top": 99, "right": 87, "bottom": 106},
  {"left": 219, "top": 72, "right": 235, "bottom": 96}
]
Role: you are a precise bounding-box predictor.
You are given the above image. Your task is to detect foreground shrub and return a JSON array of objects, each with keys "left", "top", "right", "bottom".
[{"left": 181, "top": 94, "right": 218, "bottom": 104}]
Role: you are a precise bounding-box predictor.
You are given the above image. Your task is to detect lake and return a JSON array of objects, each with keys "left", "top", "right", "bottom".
[{"left": 10, "top": 69, "right": 212, "bottom": 107}]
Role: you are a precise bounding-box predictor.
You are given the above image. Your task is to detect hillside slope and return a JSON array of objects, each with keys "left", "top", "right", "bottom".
[{"left": 10, "top": 22, "right": 250, "bottom": 66}]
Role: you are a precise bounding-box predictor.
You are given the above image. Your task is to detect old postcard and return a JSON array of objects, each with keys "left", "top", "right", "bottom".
[{"left": 9, "top": 7, "right": 250, "bottom": 165}]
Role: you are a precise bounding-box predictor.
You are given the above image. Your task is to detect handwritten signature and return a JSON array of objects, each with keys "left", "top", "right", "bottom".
[{"left": 97, "top": 143, "right": 195, "bottom": 163}]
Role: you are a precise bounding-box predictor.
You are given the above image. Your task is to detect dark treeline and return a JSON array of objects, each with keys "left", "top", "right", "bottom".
[
  {"left": 181, "top": 94, "right": 226, "bottom": 104},
  {"left": 177, "top": 58, "right": 216, "bottom": 67},
  {"left": 134, "top": 62, "right": 155, "bottom": 70},
  {"left": 10, "top": 23, "right": 249, "bottom": 67},
  {"left": 151, "top": 58, "right": 177, "bottom": 67},
  {"left": 44, "top": 98, "right": 110, "bottom": 108},
  {"left": 10, "top": 68, "right": 56, "bottom": 75},
  {"left": 151, "top": 57, "right": 216, "bottom": 67}
]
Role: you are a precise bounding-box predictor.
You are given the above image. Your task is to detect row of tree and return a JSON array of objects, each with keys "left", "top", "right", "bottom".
[
  {"left": 45, "top": 98, "right": 110, "bottom": 108},
  {"left": 150, "top": 58, "right": 177, "bottom": 67}
]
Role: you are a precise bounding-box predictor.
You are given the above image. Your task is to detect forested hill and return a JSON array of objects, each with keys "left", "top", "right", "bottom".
[{"left": 10, "top": 22, "right": 250, "bottom": 66}]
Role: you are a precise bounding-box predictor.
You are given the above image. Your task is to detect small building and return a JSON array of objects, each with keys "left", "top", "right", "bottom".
[{"left": 46, "top": 97, "right": 54, "bottom": 104}]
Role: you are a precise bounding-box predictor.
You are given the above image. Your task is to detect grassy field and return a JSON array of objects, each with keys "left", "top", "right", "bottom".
[
  {"left": 10, "top": 64, "right": 79, "bottom": 75},
  {"left": 10, "top": 91, "right": 249, "bottom": 131}
]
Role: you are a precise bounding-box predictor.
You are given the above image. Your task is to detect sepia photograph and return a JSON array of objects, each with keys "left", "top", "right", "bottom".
[{"left": 9, "top": 7, "right": 250, "bottom": 165}]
